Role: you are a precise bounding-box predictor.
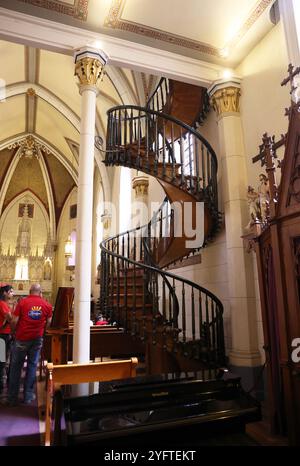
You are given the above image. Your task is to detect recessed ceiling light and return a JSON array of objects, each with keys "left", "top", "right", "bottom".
[
  {"left": 90, "top": 40, "right": 103, "bottom": 50},
  {"left": 219, "top": 47, "right": 229, "bottom": 58},
  {"left": 222, "top": 69, "right": 233, "bottom": 79}
]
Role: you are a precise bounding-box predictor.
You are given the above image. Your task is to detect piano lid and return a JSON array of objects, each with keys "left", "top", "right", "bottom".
[{"left": 59, "top": 369, "right": 261, "bottom": 445}]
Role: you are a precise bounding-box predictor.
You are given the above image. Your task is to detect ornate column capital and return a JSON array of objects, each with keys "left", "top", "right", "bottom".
[
  {"left": 74, "top": 47, "right": 108, "bottom": 91},
  {"left": 101, "top": 209, "right": 112, "bottom": 240},
  {"left": 208, "top": 78, "right": 242, "bottom": 117},
  {"left": 132, "top": 176, "right": 149, "bottom": 198}
]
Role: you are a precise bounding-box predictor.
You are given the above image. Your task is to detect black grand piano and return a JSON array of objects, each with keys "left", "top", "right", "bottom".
[{"left": 53, "top": 368, "right": 261, "bottom": 446}]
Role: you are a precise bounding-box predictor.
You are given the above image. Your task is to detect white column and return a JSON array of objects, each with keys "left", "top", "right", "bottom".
[
  {"left": 132, "top": 175, "right": 149, "bottom": 229},
  {"left": 73, "top": 47, "right": 107, "bottom": 363},
  {"left": 209, "top": 78, "right": 261, "bottom": 369},
  {"left": 279, "top": 0, "right": 300, "bottom": 66}
]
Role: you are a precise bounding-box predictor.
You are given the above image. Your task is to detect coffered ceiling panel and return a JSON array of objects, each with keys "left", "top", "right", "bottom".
[
  {"left": 1, "top": 0, "right": 276, "bottom": 67},
  {"left": 120, "top": 0, "right": 257, "bottom": 48}
]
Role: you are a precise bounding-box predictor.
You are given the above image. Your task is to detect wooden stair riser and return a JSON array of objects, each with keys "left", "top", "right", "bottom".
[
  {"left": 112, "top": 294, "right": 147, "bottom": 306},
  {"left": 119, "top": 268, "right": 146, "bottom": 278},
  {"left": 102, "top": 85, "right": 223, "bottom": 375},
  {"left": 113, "top": 283, "right": 144, "bottom": 293}
]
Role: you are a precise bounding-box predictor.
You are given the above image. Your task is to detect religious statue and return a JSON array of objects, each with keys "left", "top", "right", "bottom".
[
  {"left": 258, "top": 173, "right": 270, "bottom": 222},
  {"left": 245, "top": 185, "right": 260, "bottom": 230},
  {"left": 16, "top": 204, "right": 31, "bottom": 256},
  {"left": 43, "top": 260, "right": 52, "bottom": 281}
]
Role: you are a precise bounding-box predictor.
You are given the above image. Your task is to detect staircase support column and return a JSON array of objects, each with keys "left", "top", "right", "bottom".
[
  {"left": 132, "top": 175, "right": 149, "bottom": 228},
  {"left": 73, "top": 47, "right": 107, "bottom": 364},
  {"left": 209, "top": 78, "right": 261, "bottom": 390}
]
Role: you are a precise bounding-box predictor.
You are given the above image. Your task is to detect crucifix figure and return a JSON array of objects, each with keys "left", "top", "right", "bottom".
[
  {"left": 281, "top": 63, "right": 300, "bottom": 95},
  {"left": 281, "top": 63, "right": 300, "bottom": 110},
  {"left": 252, "top": 133, "right": 283, "bottom": 220}
]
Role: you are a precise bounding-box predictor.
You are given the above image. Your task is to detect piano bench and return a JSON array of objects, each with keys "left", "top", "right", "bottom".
[{"left": 44, "top": 357, "right": 138, "bottom": 446}]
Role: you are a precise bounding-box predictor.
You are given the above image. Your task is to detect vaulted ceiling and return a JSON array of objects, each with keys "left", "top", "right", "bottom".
[
  {"left": 0, "top": 0, "right": 277, "bottom": 67},
  {"left": 0, "top": 37, "right": 153, "bottom": 231},
  {"left": 0, "top": 0, "right": 277, "bottom": 234}
]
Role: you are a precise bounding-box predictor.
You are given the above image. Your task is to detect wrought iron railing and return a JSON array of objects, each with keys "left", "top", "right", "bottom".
[
  {"left": 146, "top": 77, "right": 210, "bottom": 126},
  {"left": 105, "top": 105, "right": 219, "bottom": 218},
  {"left": 99, "top": 82, "right": 225, "bottom": 368},
  {"left": 100, "top": 219, "right": 226, "bottom": 366}
]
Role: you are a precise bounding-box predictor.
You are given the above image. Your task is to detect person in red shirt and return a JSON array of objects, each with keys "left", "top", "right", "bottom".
[
  {"left": 7, "top": 283, "right": 52, "bottom": 406},
  {"left": 0, "top": 284, "right": 13, "bottom": 394}
]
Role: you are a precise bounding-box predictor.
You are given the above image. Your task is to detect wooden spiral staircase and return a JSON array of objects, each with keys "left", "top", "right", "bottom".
[{"left": 98, "top": 78, "right": 225, "bottom": 375}]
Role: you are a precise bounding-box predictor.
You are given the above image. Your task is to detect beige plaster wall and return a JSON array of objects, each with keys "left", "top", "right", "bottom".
[
  {"left": 236, "top": 21, "right": 289, "bottom": 189},
  {"left": 235, "top": 20, "right": 290, "bottom": 361},
  {"left": 169, "top": 230, "right": 230, "bottom": 349}
]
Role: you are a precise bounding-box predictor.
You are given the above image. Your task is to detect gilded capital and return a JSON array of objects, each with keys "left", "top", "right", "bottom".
[
  {"left": 26, "top": 88, "right": 36, "bottom": 97},
  {"left": 75, "top": 57, "right": 104, "bottom": 87},
  {"left": 74, "top": 47, "right": 108, "bottom": 88},
  {"left": 208, "top": 78, "right": 242, "bottom": 117},
  {"left": 101, "top": 209, "right": 112, "bottom": 240},
  {"left": 132, "top": 176, "right": 149, "bottom": 198},
  {"left": 210, "top": 87, "right": 241, "bottom": 116}
]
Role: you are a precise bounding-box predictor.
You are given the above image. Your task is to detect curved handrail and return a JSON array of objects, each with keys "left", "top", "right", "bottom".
[
  {"left": 100, "top": 221, "right": 225, "bottom": 366},
  {"left": 100, "top": 227, "right": 224, "bottom": 310},
  {"left": 102, "top": 99, "right": 225, "bottom": 366},
  {"left": 146, "top": 77, "right": 169, "bottom": 112},
  {"left": 142, "top": 196, "right": 179, "bottom": 319},
  {"left": 106, "top": 104, "right": 218, "bottom": 169}
]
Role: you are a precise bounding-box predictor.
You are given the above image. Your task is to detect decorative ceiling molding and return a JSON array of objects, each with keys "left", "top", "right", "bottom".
[
  {"left": 141, "top": 72, "right": 154, "bottom": 101},
  {"left": 25, "top": 47, "right": 39, "bottom": 133},
  {"left": 25, "top": 46, "right": 40, "bottom": 83},
  {"left": 5, "top": 82, "right": 81, "bottom": 132},
  {"left": 17, "top": 0, "right": 89, "bottom": 21},
  {"left": 8, "top": 134, "right": 47, "bottom": 159},
  {"left": 26, "top": 89, "right": 37, "bottom": 133},
  {"left": 0, "top": 8, "right": 224, "bottom": 86},
  {"left": 0, "top": 133, "right": 78, "bottom": 183},
  {"left": 65, "top": 137, "right": 79, "bottom": 163},
  {"left": 104, "top": 0, "right": 274, "bottom": 57}
]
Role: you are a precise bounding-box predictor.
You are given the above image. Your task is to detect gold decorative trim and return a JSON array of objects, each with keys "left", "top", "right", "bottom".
[
  {"left": 17, "top": 0, "right": 89, "bottom": 21},
  {"left": 8, "top": 135, "right": 51, "bottom": 159},
  {"left": 104, "top": 0, "right": 273, "bottom": 57},
  {"left": 132, "top": 176, "right": 149, "bottom": 197},
  {"left": 26, "top": 88, "right": 36, "bottom": 97},
  {"left": 210, "top": 87, "right": 241, "bottom": 116},
  {"left": 75, "top": 57, "right": 105, "bottom": 87}
]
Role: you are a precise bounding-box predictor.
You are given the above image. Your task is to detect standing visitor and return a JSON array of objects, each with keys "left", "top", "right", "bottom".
[
  {"left": 8, "top": 283, "right": 52, "bottom": 406},
  {"left": 0, "top": 284, "right": 13, "bottom": 394}
]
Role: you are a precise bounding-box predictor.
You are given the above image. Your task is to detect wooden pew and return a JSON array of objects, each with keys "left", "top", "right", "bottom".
[{"left": 45, "top": 357, "right": 138, "bottom": 446}]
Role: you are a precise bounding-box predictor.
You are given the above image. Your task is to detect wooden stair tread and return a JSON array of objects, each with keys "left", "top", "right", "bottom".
[{"left": 114, "top": 303, "right": 153, "bottom": 308}]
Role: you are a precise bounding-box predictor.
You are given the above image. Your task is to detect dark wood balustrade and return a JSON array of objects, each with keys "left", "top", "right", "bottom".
[{"left": 98, "top": 81, "right": 225, "bottom": 374}]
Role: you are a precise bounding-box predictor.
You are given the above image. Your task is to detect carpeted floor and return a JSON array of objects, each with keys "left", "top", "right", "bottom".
[{"left": 0, "top": 385, "right": 41, "bottom": 446}]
